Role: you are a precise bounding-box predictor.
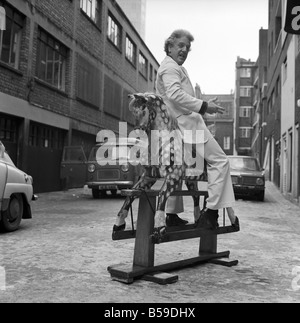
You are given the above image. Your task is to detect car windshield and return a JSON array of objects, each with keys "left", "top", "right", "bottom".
[
  {"left": 229, "top": 157, "right": 260, "bottom": 171},
  {"left": 88, "top": 144, "right": 141, "bottom": 162}
]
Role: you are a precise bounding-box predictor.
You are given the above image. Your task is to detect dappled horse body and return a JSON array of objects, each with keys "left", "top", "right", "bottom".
[{"left": 113, "top": 93, "right": 208, "bottom": 235}]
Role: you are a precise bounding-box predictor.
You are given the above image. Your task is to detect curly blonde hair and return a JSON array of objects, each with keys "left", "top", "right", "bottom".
[{"left": 164, "top": 29, "right": 194, "bottom": 54}]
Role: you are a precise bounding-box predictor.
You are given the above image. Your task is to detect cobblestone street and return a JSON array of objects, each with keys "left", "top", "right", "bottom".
[{"left": 0, "top": 181, "right": 300, "bottom": 303}]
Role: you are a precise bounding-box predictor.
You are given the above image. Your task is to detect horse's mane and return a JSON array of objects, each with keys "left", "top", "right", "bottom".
[{"left": 132, "top": 92, "right": 179, "bottom": 132}]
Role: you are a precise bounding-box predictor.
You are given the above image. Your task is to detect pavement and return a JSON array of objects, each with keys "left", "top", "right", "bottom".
[{"left": 0, "top": 181, "right": 300, "bottom": 303}]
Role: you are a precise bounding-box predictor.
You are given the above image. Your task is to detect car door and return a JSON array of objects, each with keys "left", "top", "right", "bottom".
[{"left": 60, "top": 146, "right": 87, "bottom": 189}]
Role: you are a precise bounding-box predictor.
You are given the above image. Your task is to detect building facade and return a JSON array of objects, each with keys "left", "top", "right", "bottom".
[
  {"left": 0, "top": 0, "right": 159, "bottom": 193},
  {"left": 234, "top": 57, "right": 256, "bottom": 157},
  {"left": 266, "top": 0, "right": 299, "bottom": 204},
  {"left": 251, "top": 28, "right": 268, "bottom": 168},
  {"left": 201, "top": 93, "right": 235, "bottom": 156}
]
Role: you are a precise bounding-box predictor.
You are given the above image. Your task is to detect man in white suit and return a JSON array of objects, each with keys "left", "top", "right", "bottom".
[{"left": 156, "top": 29, "right": 239, "bottom": 229}]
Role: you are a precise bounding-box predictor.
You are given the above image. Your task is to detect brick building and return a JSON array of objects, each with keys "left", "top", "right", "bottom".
[
  {"left": 251, "top": 28, "right": 268, "bottom": 168},
  {"left": 234, "top": 56, "right": 256, "bottom": 157},
  {"left": 0, "top": 0, "right": 159, "bottom": 193},
  {"left": 202, "top": 93, "right": 235, "bottom": 156}
]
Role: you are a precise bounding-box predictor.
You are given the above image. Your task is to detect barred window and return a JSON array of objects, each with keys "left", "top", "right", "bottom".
[
  {"left": 240, "top": 86, "right": 252, "bottom": 97},
  {"left": 80, "top": 0, "right": 102, "bottom": 28},
  {"left": 0, "top": 115, "right": 17, "bottom": 142},
  {"left": 239, "top": 106, "right": 252, "bottom": 118},
  {"left": 0, "top": 2, "right": 24, "bottom": 69},
  {"left": 240, "top": 68, "right": 251, "bottom": 78},
  {"left": 240, "top": 127, "right": 252, "bottom": 138},
  {"left": 125, "top": 35, "right": 136, "bottom": 66},
  {"left": 107, "top": 13, "right": 122, "bottom": 50},
  {"left": 36, "top": 29, "right": 68, "bottom": 91},
  {"left": 29, "top": 122, "right": 64, "bottom": 149}
]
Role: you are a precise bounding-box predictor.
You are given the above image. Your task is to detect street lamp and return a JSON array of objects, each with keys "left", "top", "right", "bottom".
[{"left": 297, "top": 99, "right": 300, "bottom": 108}]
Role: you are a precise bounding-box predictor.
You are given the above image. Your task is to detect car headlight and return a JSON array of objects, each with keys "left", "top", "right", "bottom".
[
  {"left": 88, "top": 164, "right": 96, "bottom": 173},
  {"left": 121, "top": 164, "right": 129, "bottom": 172},
  {"left": 256, "top": 178, "right": 264, "bottom": 185}
]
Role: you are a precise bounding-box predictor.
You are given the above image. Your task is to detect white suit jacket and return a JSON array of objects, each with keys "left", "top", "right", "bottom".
[{"left": 156, "top": 56, "right": 213, "bottom": 144}]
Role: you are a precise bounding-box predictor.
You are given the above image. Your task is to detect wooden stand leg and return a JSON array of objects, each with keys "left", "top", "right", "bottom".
[
  {"left": 199, "top": 233, "right": 217, "bottom": 255},
  {"left": 133, "top": 194, "right": 156, "bottom": 267}
]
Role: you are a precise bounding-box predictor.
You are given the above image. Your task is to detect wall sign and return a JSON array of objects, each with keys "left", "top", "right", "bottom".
[{"left": 284, "top": 0, "right": 300, "bottom": 34}]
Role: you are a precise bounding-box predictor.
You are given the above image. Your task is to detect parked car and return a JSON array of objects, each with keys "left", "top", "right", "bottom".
[
  {"left": 0, "top": 141, "right": 37, "bottom": 232},
  {"left": 86, "top": 138, "right": 144, "bottom": 198},
  {"left": 228, "top": 155, "right": 265, "bottom": 201}
]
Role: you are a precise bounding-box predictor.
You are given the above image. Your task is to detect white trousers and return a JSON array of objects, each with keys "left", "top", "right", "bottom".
[{"left": 166, "top": 136, "right": 235, "bottom": 213}]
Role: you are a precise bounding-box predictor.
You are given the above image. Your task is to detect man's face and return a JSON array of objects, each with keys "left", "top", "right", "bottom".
[{"left": 168, "top": 36, "right": 191, "bottom": 66}]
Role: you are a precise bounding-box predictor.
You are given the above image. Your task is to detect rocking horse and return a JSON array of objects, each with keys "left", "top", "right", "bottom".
[
  {"left": 108, "top": 92, "right": 239, "bottom": 285},
  {"left": 114, "top": 92, "right": 219, "bottom": 237}
]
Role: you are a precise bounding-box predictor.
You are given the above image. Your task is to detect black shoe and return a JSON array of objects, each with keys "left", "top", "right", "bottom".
[
  {"left": 232, "top": 216, "right": 240, "bottom": 230},
  {"left": 166, "top": 214, "right": 188, "bottom": 227},
  {"left": 113, "top": 223, "right": 126, "bottom": 232},
  {"left": 196, "top": 209, "right": 219, "bottom": 230}
]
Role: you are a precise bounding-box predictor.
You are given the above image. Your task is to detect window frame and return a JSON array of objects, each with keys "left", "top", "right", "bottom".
[
  {"left": 240, "top": 86, "right": 252, "bottom": 97},
  {"left": 138, "top": 51, "right": 148, "bottom": 79},
  {"left": 36, "top": 28, "right": 68, "bottom": 91},
  {"left": 239, "top": 106, "right": 252, "bottom": 118},
  {"left": 0, "top": 2, "right": 24, "bottom": 70},
  {"left": 107, "top": 12, "right": 122, "bottom": 51},
  {"left": 240, "top": 127, "right": 252, "bottom": 139},
  {"left": 240, "top": 68, "right": 251, "bottom": 78},
  {"left": 80, "top": 0, "right": 102, "bottom": 29},
  {"left": 125, "top": 35, "right": 136, "bottom": 67}
]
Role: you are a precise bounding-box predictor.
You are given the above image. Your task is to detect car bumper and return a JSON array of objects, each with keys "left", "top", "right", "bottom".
[
  {"left": 233, "top": 185, "right": 265, "bottom": 195},
  {"left": 87, "top": 181, "right": 134, "bottom": 190}
]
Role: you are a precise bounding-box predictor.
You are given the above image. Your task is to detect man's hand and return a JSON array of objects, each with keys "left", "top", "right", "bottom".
[{"left": 206, "top": 97, "right": 225, "bottom": 114}]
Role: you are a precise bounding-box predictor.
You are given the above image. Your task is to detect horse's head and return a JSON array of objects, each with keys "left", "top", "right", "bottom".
[{"left": 129, "top": 93, "right": 164, "bottom": 132}]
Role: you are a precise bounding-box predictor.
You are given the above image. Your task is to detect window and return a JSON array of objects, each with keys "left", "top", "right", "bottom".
[
  {"left": 239, "top": 106, "right": 252, "bottom": 118},
  {"left": 240, "top": 127, "right": 252, "bottom": 138},
  {"left": 224, "top": 137, "right": 231, "bottom": 150},
  {"left": 240, "top": 68, "right": 251, "bottom": 78},
  {"left": 0, "top": 3, "right": 24, "bottom": 69},
  {"left": 139, "top": 52, "right": 148, "bottom": 79},
  {"left": 240, "top": 86, "right": 252, "bottom": 97},
  {"left": 36, "top": 29, "right": 67, "bottom": 91},
  {"left": 0, "top": 115, "right": 17, "bottom": 142},
  {"left": 29, "top": 122, "right": 64, "bottom": 149},
  {"left": 107, "top": 13, "right": 122, "bottom": 50},
  {"left": 77, "top": 55, "right": 101, "bottom": 108},
  {"left": 80, "top": 0, "right": 101, "bottom": 28},
  {"left": 125, "top": 35, "right": 136, "bottom": 66}
]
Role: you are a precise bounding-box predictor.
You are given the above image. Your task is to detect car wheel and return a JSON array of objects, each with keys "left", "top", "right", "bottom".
[
  {"left": 92, "top": 189, "right": 100, "bottom": 199},
  {"left": 257, "top": 191, "right": 265, "bottom": 202},
  {"left": 0, "top": 194, "right": 24, "bottom": 232}
]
